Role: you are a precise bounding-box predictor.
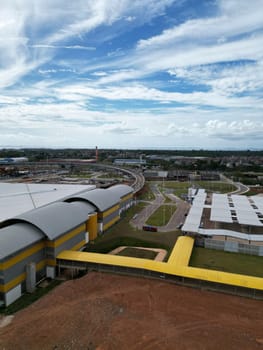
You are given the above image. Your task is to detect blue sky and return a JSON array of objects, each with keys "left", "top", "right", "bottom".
[{"left": 0, "top": 0, "right": 263, "bottom": 149}]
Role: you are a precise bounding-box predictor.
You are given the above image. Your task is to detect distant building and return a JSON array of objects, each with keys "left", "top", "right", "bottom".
[
  {"left": 113, "top": 158, "right": 146, "bottom": 166},
  {"left": 0, "top": 157, "right": 28, "bottom": 164},
  {"left": 143, "top": 170, "right": 168, "bottom": 179}
]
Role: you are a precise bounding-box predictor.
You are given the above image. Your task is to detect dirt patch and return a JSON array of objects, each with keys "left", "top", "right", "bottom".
[
  {"left": 0, "top": 316, "right": 14, "bottom": 329},
  {"left": 0, "top": 272, "right": 263, "bottom": 350}
]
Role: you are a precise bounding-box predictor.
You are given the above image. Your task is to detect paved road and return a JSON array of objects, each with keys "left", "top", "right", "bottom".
[
  {"left": 131, "top": 184, "right": 164, "bottom": 229},
  {"left": 231, "top": 182, "right": 250, "bottom": 194},
  {"left": 130, "top": 185, "right": 190, "bottom": 232},
  {"left": 221, "top": 174, "right": 249, "bottom": 194}
]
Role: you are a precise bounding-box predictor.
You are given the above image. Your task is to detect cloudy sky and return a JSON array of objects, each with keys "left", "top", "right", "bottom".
[{"left": 0, "top": 0, "right": 263, "bottom": 149}]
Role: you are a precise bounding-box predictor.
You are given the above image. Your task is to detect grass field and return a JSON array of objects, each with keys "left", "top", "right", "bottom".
[
  {"left": 117, "top": 247, "right": 157, "bottom": 260},
  {"left": 189, "top": 247, "right": 263, "bottom": 278},
  {"left": 153, "top": 180, "right": 236, "bottom": 197},
  {"left": 146, "top": 204, "right": 177, "bottom": 226}
]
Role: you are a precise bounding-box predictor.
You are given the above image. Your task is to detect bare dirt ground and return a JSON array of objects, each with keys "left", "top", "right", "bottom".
[{"left": 1, "top": 272, "right": 263, "bottom": 350}]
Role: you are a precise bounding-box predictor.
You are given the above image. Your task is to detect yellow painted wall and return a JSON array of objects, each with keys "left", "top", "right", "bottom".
[
  {"left": 103, "top": 215, "right": 120, "bottom": 231},
  {"left": 86, "top": 213, "right": 98, "bottom": 240},
  {"left": 0, "top": 241, "right": 45, "bottom": 270},
  {"left": 46, "top": 224, "right": 86, "bottom": 248},
  {"left": 71, "top": 240, "right": 86, "bottom": 252},
  {"left": 101, "top": 204, "right": 120, "bottom": 218},
  {"left": 0, "top": 259, "right": 47, "bottom": 293},
  {"left": 121, "top": 193, "right": 133, "bottom": 202}
]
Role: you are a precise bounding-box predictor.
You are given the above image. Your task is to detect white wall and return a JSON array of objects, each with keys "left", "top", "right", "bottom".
[
  {"left": 46, "top": 266, "right": 56, "bottom": 279},
  {"left": 5, "top": 284, "right": 21, "bottom": 306}
]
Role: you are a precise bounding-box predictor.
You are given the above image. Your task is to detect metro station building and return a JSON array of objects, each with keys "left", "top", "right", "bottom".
[{"left": 0, "top": 183, "right": 133, "bottom": 306}]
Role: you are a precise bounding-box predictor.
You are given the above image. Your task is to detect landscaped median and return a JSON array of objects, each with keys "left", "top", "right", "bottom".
[{"left": 146, "top": 204, "right": 177, "bottom": 226}]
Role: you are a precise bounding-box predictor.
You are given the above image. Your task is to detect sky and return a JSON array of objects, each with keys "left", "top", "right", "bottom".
[{"left": 0, "top": 0, "right": 263, "bottom": 150}]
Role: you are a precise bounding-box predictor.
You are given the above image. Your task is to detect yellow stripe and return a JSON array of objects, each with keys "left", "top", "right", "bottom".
[
  {"left": 121, "top": 193, "right": 133, "bottom": 202},
  {"left": 0, "top": 273, "right": 26, "bottom": 293},
  {"left": 103, "top": 216, "right": 120, "bottom": 231},
  {"left": 102, "top": 205, "right": 120, "bottom": 218},
  {"left": 0, "top": 241, "right": 45, "bottom": 270},
  {"left": 46, "top": 259, "right": 56, "bottom": 267},
  {"left": 36, "top": 260, "right": 46, "bottom": 271},
  {"left": 46, "top": 224, "right": 85, "bottom": 248},
  {"left": 0, "top": 259, "right": 47, "bottom": 293},
  {"left": 71, "top": 240, "right": 86, "bottom": 252}
]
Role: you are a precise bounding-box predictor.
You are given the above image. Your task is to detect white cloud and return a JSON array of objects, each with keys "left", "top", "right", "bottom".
[
  {"left": 205, "top": 119, "right": 263, "bottom": 140},
  {"left": 168, "top": 60, "right": 263, "bottom": 96},
  {"left": 137, "top": 0, "right": 263, "bottom": 50},
  {"left": 0, "top": 0, "right": 175, "bottom": 88},
  {"left": 0, "top": 0, "right": 262, "bottom": 149},
  {"left": 52, "top": 81, "right": 262, "bottom": 109},
  {"left": 31, "top": 44, "right": 95, "bottom": 50}
]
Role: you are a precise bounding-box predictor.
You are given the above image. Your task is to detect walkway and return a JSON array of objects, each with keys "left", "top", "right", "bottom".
[{"left": 57, "top": 236, "right": 263, "bottom": 292}]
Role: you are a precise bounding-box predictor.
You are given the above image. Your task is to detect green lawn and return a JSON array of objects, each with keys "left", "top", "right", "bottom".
[
  {"left": 153, "top": 180, "right": 236, "bottom": 197},
  {"left": 189, "top": 247, "right": 263, "bottom": 278},
  {"left": 193, "top": 181, "right": 236, "bottom": 193},
  {"left": 117, "top": 247, "right": 157, "bottom": 260},
  {"left": 157, "top": 181, "right": 189, "bottom": 197},
  {"left": 146, "top": 204, "right": 177, "bottom": 226}
]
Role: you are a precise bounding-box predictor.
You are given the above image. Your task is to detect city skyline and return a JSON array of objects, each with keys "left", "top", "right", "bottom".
[{"left": 0, "top": 0, "right": 263, "bottom": 150}]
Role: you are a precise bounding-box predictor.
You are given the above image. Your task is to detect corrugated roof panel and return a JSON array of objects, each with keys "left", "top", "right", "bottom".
[
  {"left": 251, "top": 196, "right": 263, "bottom": 212},
  {"left": 67, "top": 188, "right": 120, "bottom": 211},
  {"left": 182, "top": 190, "right": 206, "bottom": 232},
  {"left": 106, "top": 184, "right": 133, "bottom": 198}
]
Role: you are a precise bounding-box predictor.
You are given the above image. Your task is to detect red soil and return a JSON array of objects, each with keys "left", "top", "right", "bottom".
[{"left": 1, "top": 272, "right": 263, "bottom": 350}]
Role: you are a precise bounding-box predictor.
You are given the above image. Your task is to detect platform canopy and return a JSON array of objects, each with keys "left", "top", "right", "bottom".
[{"left": 210, "top": 193, "right": 263, "bottom": 226}]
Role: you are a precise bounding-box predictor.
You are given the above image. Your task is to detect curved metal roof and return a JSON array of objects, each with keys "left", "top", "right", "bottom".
[
  {"left": 66, "top": 188, "right": 120, "bottom": 212},
  {"left": 0, "top": 182, "right": 95, "bottom": 223},
  {"left": 10, "top": 202, "right": 90, "bottom": 240},
  {"left": 0, "top": 223, "right": 44, "bottom": 260},
  {"left": 69, "top": 201, "right": 96, "bottom": 214},
  {"left": 106, "top": 184, "right": 133, "bottom": 198}
]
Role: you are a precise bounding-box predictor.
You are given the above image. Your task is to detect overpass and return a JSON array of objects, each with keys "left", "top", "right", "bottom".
[{"left": 57, "top": 236, "right": 263, "bottom": 299}]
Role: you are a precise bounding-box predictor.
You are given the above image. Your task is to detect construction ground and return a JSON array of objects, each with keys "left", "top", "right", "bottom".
[{"left": 1, "top": 272, "right": 263, "bottom": 350}]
